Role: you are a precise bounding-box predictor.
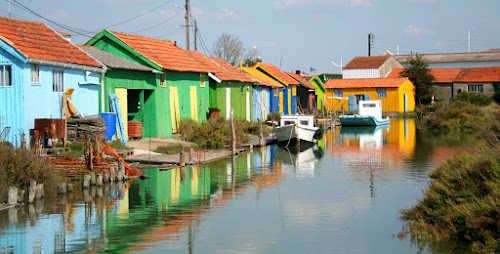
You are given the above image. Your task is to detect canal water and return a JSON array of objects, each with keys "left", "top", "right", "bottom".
[{"left": 0, "top": 119, "right": 461, "bottom": 253}]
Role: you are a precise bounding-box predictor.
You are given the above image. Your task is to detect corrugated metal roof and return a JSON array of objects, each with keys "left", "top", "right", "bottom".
[
  {"left": 394, "top": 51, "right": 500, "bottom": 63},
  {"left": 80, "top": 46, "right": 156, "bottom": 72}
]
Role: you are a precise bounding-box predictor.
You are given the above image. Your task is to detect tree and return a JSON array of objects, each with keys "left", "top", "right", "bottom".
[
  {"left": 212, "top": 33, "right": 245, "bottom": 67},
  {"left": 242, "top": 46, "right": 261, "bottom": 67},
  {"left": 400, "top": 53, "right": 435, "bottom": 104}
]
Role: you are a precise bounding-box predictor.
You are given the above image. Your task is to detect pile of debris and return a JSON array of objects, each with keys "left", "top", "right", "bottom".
[{"left": 66, "top": 117, "right": 106, "bottom": 142}]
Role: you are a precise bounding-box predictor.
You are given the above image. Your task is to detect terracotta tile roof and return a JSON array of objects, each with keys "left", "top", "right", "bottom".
[
  {"left": 55, "top": 30, "right": 72, "bottom": 36},
  {"left": 324, "top": 77, "right": 409, "bottom": 89},
  {"left": 285, "top": 72, "right": 315, "bottom": 89},
  {"left": 388, "top": 68, "right": 462, "bottom": 83},
  {"left": 257, "top": 63, "right": 300, "bottom": 85},
  {"left": 343, "top": 55, "right": 391, "bottom": 70},
  {"left": 0, "top": 17, "right": 100, "bottom": 67},
  {"left": 240, "top": 67, "right": 284, "bottom": 88},
  {"left": 110, "top": 31, "right": 210, "bottom": 73},
  {"left": 210, "top": 58, "right": 254, "bottom": 83},
  {"left": 454, "top": 67, "right": 500, "bottom": 83}
]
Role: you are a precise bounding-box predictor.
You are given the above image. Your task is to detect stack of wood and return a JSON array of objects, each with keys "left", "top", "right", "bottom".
[{"left": 66, "top": 118, "right": 106, "bottom": 142}]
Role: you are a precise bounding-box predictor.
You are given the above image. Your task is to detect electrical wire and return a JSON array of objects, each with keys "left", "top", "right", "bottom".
[
  {"left": 104, "top": 0, "right": 176, "bottom": 30},
  {"left": 130, "top": 9, "right": 182, "bottom": 34},
  {"left": 7, "top": 0, "right": 94, "bottom": 37}
]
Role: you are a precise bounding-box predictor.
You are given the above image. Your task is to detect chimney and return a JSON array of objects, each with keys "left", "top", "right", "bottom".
[
  {"left": 295, "top": 70, "right": 301, "bottom": 75},
  {"left": 174, "top": 41, "right": 177, "bottom": 47}
]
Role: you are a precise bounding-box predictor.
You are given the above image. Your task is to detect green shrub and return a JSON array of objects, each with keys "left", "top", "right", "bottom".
[
  {"left": 455, "top": 92, "right": 492, "bottom": 106},
  {"left": 401, "top": 148, "right": 500, "bottom": 252},
  {"left": 0, "top": 146, "right": 59, "bottom": 201},
  {"left": 178, "top": 118, "right": 271, "bottom": 149},
  {"left": 267, "top": 112, "right": 280, "bottom": 123}
]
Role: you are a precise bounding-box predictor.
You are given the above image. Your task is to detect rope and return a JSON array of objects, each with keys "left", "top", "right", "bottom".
[{"left": 285, "top": 123, "right": 295, "bottom": 147}]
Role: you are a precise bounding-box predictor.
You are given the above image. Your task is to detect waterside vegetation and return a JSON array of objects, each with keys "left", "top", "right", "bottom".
[{"left": 402, "top": 100, "right": 500, "bottom": 252}]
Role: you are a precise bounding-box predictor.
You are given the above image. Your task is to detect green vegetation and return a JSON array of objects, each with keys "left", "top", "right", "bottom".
[
  {"left": 0, "top": 145, "right": 60, "bottom": 202},
  {"left": 424, "top": 101, "right": 500, "bottom": 141},
  {"left": 401, "top": 149, "right": 500, "bottom": 253},
  {"left": 178, "top": 118, "right": 271, "bottom": 149},
  {"left": 399, "top": 53, "right": 435, "bottom": 104},
  {"left": 455, "top": 92, "right": 492, "bottom": 106},
  {"left": 108, "top": 140, "right": 132, "bottom": 151},
  {"left": 155, "top": 144, "right": 198, "bottom": 154},
  {"left": 402, "top": 100, "right": 500, "bottom": 252}
]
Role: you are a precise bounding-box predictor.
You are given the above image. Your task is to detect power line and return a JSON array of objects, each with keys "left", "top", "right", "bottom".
[
  {"left": 104, "top": 0, "right": 176, "bottom": 30},
  {"left": 130, "top": 9, "right": 182, "bottom": 34},
  {"left": 7, "top": 0, "right": 94, "bottom": 37}
]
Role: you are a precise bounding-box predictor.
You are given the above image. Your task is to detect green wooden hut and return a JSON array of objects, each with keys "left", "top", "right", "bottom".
[
  {"left": 188, "top": 51, "right": 254, "bottom": 121},
  {"left": 80, "top": 46, "right": 167, "bottom": 138},
  {"left": 307, "top": 75, "right": 327, "bottom": 110},
  {"left": 86, "top": 30, "right": 211, "bottom": 134}
]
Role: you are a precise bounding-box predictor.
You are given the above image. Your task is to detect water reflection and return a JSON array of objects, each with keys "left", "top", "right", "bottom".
[{"left": 0, "top": 119, "right": 464, "bottom": 253}]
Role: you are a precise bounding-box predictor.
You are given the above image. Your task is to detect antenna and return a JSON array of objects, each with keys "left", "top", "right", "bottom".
[
  {"left": 467, "top": 29, "right": 471, "bottom": 52},
  {"left": 8, "top": 0, "right": 11, "bottom": 18},
  {"left": 331, "top": 57, "right": 344, "bottom": 72},
  {"left": 368, "top": 33, "right": 374, "bottom": 56},
  {"left": 185, "top": 0, "right": 190, "bottom": 50}
]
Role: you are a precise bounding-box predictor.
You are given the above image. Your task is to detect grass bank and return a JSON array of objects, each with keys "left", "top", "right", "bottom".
[
  {"left": 178, "top": 118, "right": 272, "bottom": 149},
  {"left": 401, "top": 100, "right": 500, "bottom": 252}
]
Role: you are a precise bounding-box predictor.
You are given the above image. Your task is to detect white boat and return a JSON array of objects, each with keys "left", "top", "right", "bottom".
[
  {"left": 339, "top": 100, "right": 390, "bottom": 126},
  {"left": 275, "top": 115, "right": 324, "bottom": 145}
]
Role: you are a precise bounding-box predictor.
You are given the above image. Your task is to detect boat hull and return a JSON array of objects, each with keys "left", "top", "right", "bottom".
[
  {"left": 275, "top": 124, "right": 323, "bottom": 144},
  {"left": 339, "top": 115, "right": 390, "bottom": 126}
]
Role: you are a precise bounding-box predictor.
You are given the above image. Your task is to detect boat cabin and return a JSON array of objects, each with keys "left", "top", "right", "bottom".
[{"left": 280, "top": 115, "right": 315, "bottom": 127}]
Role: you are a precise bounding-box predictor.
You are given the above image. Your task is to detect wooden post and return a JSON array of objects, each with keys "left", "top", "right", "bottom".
[
  {"left": 28, "top": 179, "right": 36, "bottom": 203},
  {"left": 58, "top": 183, "right": 67, "bottom": 195},
  {"left": 189, "top": 148, "right": 194, "bottom": 163},
  {"left": 180, "top": 151, "right": 186, "bottom": 167},
  {"left": 83, "top": 174, "right": 91, "bottom": 189},
  {"left": 230, "top": 109, "right": 236, "bottom": 155},
  {"left": 8, "top": 186, "right": 18, "bottom": 204},
  {"left": 35, "top": 183, "right": 44, "bottom": 199}
]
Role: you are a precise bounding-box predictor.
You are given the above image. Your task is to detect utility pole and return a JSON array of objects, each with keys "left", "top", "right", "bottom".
[
  {"left": 185, "top": 0, "right": 190, "bottom": 50},
  {"left": 368, "top": 33, "right": 374, "bottom": 56},
  {"left": 194, "top": 20, "right": 198, "bottom": 51}
]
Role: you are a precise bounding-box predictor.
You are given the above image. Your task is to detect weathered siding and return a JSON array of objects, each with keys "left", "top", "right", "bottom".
[
  {"left": 0, "top": 46, "right": 24, "bottom": 146},
  {"left": 103, "top": 69, "right": 171, "bottom": 138},
  {"left": 23, "top": 64, "right": 100, "bottom": 142},
  {"left": 166, "top": 71, "right": 209, "bottom": 123},
  {"left": 433, "top": 83, "right": 453, "bottom": 102},
  {"left": 453, "top": 82, "right": 496, "bottom": 97}
]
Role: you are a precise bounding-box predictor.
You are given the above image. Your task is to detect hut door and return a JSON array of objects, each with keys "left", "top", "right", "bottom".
[
  {"left": 115, "top": 88, "right": 128, "bottom": 139},
  {"left": 262, "top": 89, "right": 267, "bottom": 120},
  {"left": 190, "top": 86, "right": 198, "bottom": 121},
  {"left": 246, "top": 89, "right": 250, "bottom": 121},
  {"left": 169, "top": 86, "right": 180, "bottom": 133},
  {"left": 226, "top": 87, "right": 231, "bottom": 119}
]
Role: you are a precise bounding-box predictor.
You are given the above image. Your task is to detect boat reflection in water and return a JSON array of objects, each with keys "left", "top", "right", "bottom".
[{"left": 275, "top": 143, "right": 324, "bottom": 178}]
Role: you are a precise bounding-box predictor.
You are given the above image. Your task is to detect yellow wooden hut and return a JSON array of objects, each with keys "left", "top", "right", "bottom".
[{"left": 323, "top": 77, "right": 415, "bottom": 113}]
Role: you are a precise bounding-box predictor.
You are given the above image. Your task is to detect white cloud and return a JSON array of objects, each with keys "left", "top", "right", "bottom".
[
  {"left": 48, "top": 9, "right": 68, "bottom": 19},
  {"left": 219, "top": 8, "right": 240, "bottom": 19},
  {"left": 273, "top": 0, "right": 372, "bottom": 10},
  {"left": 404, "top": 25, "right": 434, "bottom": 35}
]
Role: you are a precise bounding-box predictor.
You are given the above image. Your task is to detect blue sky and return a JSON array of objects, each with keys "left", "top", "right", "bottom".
[{"left": 2, "top": 0, "right": 499, "bottom": 73}]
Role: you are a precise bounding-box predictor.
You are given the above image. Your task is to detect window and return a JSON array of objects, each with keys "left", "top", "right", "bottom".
[
  {"left": 31, "top": 64, "right": 40, "bottom": 82},
  {"left": 159, "top": 72, "right": 166, "bottom": 87},
  {"left": 300, "top": 120, "right": 309, "bottom": 125},
  {"left": 377, "top": 88, "right": 386, "bottom": 98},
  {"left": 0, "top": 65, "right": 12, "bottom": 87},
  {"left": 53, "top": 70, "right": 64, "bottom": 92},
  {"left": 334, "top": 89, "right": 343, "bottom": 97},
  {"left": 468, "top": 84, "right": 483, "bottom": 93},
  {"left": 200, "top": 73, "right": 206, "bottom": 88}
]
